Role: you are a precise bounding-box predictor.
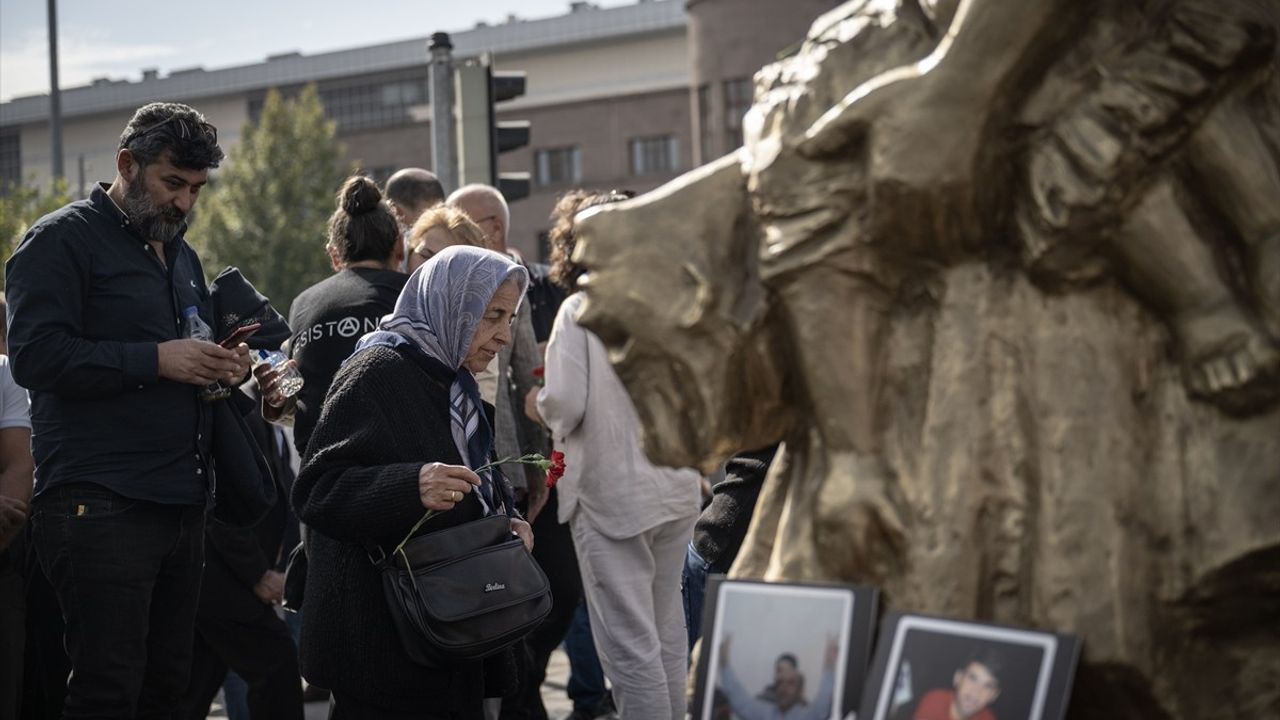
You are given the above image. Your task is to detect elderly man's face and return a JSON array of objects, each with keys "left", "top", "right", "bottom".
[
  {"left": 774, "top": 659, "right": 803, "bottom": 710},
  {"left": 452, "top": 196, "right": 504, "bottom": 249}
]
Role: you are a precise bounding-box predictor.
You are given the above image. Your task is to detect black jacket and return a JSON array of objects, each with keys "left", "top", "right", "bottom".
[
  {"left": 199, "top": 396, "right": 294, "bottom": 621},
  {"left": 292, "top": 344, "right": 514, "bottom": 713}
]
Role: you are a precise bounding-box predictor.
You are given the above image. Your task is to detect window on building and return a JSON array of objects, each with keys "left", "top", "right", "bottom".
[
  {"left": 0, "top": 130, "right": 20, "bottom": 192},
  {"left": 629, "top": 135, "right": 680, "bottom": 176},
  {"left": 723, "top": 77, "right": 753, "bottom": 153},
  {"left": 697, "top": 84, "right": 713, "bottom": 165},
  {"left": 535, "top": 147, "right": 582, "bottom": 187},
  {"left": 249, "top": 75, "right": 430, "bottom": 134}
]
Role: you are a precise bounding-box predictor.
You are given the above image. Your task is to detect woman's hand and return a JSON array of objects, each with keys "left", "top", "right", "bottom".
[
  {"left": 417, "top": 463, "right": 482, "bottom": 511},
  {"left": 510, "top": 517, "right": 534, "bottom": 552},
  {"left": 523, "top": 386, "right": 543, "bottom": 425}
]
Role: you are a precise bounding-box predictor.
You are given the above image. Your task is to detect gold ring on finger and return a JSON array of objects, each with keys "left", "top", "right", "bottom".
[{"left": 452, "top": 490, "right": 462, "bottom": 502}]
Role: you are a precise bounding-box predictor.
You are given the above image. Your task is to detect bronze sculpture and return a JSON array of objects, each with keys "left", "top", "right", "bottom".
[{"left": 572, "top": 0, "right": 1280, "bottom": 717}]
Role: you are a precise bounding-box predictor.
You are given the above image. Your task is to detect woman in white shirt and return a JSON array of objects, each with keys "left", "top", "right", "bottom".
[{"left": 527, "top": 191, "right": 702, "bottom": 720}]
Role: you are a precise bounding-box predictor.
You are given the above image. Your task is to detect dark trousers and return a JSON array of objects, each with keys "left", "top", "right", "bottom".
[
  {"left": 21, "top": 529, "right": 69, "bottom": 720},
  {"left": 32, "top": 483, "right": 205, "bottom": 719},
  {"left": 500, "top": 488, "right": 584, "bottom": 720},
  {"left": 180, "top": 605, "right": 304, "bottom": 720},
  {"left": 0, "top": 540, "right": 25, "bottom": 719}
]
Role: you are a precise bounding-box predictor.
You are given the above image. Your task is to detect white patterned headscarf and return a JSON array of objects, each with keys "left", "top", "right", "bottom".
[{"left": 354, "top": 245, "right": 528, "bottom": 514}]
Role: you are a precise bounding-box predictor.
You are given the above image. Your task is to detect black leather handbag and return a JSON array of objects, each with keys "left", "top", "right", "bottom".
[{"left": 377, "top": 514, "right": 552, "bottom": 668}]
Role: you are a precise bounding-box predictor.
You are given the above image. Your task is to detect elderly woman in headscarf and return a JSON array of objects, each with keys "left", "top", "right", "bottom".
[{"left": 292, "top": 245, "right": 533, "bottom": 719}]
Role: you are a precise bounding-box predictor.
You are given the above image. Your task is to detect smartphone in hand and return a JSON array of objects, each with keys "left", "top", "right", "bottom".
[{"left": 217, "top": 322, "right": 261, "bottom": 349}]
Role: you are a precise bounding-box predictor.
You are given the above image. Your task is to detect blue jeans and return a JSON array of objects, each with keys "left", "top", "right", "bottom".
[
  {"left": 32, "top": 483, "right": 205, "bottom": 719},
  {"left": 563, "top": 601, "right": 607, "bottom": 710},
  {"left": 681, "top": 542, "right": 715, "bottom": 653},
  {"left": 221, "top": 672, "right": 250, "bottom": 720}
]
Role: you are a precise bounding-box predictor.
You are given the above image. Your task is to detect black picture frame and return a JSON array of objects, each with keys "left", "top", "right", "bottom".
[
  {"left": 859, "top": 612, "right": 1081, "bottom": 720},
  {"left": 692, "top": 575, "right": 878, "bottom": 720}
]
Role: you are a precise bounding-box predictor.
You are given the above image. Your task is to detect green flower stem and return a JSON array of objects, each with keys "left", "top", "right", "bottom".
[{"left": 392, "top": 454, "right": 551, "bottom": 565}]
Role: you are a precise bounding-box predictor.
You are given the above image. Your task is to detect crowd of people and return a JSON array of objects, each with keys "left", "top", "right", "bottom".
[{"left": 0, "top": 100, "right": 780, "bottom": 720}]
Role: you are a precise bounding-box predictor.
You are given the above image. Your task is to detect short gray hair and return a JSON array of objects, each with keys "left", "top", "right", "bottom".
[{"left": 447, "top": 184, "right": 510, "bottom": 237}]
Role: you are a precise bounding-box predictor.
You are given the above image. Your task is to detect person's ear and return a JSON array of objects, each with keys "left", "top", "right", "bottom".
[
  {"left": 326, "top": 244, "right": 342, "bottom": 272},
  {"left": 953, "top": 670, "right": 964, "bottom": 689},
  {"left": 391, "top": 234, "right": 406, "bottom": 268},
  {"left": 116, "top": 149, "right": 138, "bottom": 181}
]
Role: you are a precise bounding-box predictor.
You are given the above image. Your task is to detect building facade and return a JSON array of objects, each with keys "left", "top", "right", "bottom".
[{"left": 0, "top": 0, "right": 841, "bottom": 259}]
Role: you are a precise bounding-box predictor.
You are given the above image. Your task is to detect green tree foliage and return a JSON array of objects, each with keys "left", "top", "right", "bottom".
[
  {"left": 0, "top": 178, "right": 72, "bottom": 289},
  {"left": 189, "top": 85, "right": 350, "bottom": 318}
]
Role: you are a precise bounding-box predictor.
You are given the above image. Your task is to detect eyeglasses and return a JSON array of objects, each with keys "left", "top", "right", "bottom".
[{"left": 120, "top": 116, "right": 218, "bottom": 150}]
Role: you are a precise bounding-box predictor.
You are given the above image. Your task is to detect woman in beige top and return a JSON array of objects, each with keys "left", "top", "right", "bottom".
[{"left": 527, "top": 190, "right": 702, "bottom": 720}]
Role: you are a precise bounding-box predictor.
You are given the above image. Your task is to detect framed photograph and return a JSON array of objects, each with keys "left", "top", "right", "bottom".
[
  {"left": 692, "top": 576, "right": 878, "bottom": 720},
  {"left": 859, "top": 613, "right": 1080, "bottom": 720}
]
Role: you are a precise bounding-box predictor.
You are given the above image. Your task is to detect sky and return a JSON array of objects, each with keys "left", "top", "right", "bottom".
[{"left": 0, "top": 0, "right": 636, "bottom": 102}]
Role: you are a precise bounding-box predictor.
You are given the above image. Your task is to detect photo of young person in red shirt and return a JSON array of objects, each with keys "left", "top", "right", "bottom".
[{"left": 910, "top": 649, "right": 1003, "bottom": 720}]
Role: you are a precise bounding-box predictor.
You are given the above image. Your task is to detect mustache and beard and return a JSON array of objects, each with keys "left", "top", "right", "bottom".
[{"left": 123, "top": 174, "right": 187, "bottom": 244}]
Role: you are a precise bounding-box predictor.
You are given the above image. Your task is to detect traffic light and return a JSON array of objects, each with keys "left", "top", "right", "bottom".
[{"left": 455, "top": 58, "right": 531, "bottom": 202}]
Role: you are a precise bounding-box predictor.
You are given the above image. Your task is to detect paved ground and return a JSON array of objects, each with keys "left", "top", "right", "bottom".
[{"left": 208, "top": 648, "right": 576, "bottom": 719}]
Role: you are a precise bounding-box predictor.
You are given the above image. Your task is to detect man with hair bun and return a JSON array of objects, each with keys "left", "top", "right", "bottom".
[{"left": 5, "top": 101, "right": 249, "bottom": 716}]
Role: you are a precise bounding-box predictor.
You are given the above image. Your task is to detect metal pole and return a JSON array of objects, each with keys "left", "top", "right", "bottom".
[
  {"left": 47, "top": 0, "right": 64, "bottom": 181},
  {"left": 428, "top": 32, "right": 458, "bottom": 194}
]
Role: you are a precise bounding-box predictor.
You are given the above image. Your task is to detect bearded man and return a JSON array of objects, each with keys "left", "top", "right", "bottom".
[{"left": 5, "top": 101, "right": 250, "bottom": 718}]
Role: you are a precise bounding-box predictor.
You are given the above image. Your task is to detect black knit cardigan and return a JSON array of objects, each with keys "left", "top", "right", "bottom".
[{"left": 292, "top": 344, "right": 515, "bottom": 715}]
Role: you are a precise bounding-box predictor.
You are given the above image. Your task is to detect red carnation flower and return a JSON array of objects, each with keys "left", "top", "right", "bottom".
[{"left": 546, "top": 450, "right": 567, "bottom": 488}]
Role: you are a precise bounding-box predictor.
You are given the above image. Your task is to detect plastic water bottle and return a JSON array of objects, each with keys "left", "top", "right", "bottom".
[
  {"left": 251, "top": 349, "right": 304, "bottom": 398},
  {"left": 183, "top": 306, "right": 231, "bottom": 402}
]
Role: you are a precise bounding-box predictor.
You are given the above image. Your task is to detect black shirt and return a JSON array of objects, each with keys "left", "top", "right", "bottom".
[
  {"left": 5, "top": 183, "right": 213, "bottom": 505},
  {"left": 521, "top": 260, "right": 566, "bottom": 344},
  {"left": 286, "top": 266, "right": 407, "bottom": 454}
]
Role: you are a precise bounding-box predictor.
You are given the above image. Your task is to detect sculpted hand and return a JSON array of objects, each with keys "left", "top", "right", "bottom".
[
  {"left": 157, "top": 339, "right": 243, "bottom": 386},
  {"left": 418, "top": 463, "right": 482, "bottom": 512},
  {"left": 510, "top": 517, "right": 534, "bottom": 552},
  {"left": 253, "top": 569, "right": 285, "bottom": 605}
]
